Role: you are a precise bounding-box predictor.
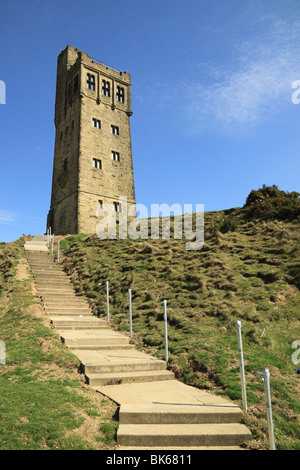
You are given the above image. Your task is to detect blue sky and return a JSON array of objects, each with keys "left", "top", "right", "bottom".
[{"left": 0, "top": 0, "right": 300, "bottom": 242}]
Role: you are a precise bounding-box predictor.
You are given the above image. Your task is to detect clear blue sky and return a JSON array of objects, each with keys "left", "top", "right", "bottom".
[{"left": 1, "top": 0, "right": 300, "bottom": 242}]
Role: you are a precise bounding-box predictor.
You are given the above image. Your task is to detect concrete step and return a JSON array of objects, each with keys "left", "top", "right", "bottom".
[
  {"left": 42, "top": 297, "right": 88, "bottom": 304},
  {"left": 45, "top": 310, "right": 91, "bottom": 316},
  {"left": 119, "top": 403, "right": 243, "bottom": 425},
  {"left": 31, "top": 267, "right": 61, "bottom": 272},
  {"left": 29, "top": 265, "right": 56, "bottom": 268},
  {"left": 38, "top": 289, "right": 76, "bottom": 295},
  {"left": 31, "top": 235, "right": 48, "bottom": 240},
  {"left": 41, "top": 293, "right": 83, "bottom": 298},
  {"left": 60, "top": 330, "right": 132, "bottom": 347},
  {"left": 35, "top": 279, "right": 71, "bottom": 284},
  {"left": 45, "top": 306, "right": 91, "bottom": 313},
  {"left": 45, "top": 303, "right": 90, "bottom": 310},
  {"left": 37, "top": 287, "right": 75, "bottom": 293},
  {"left": 36, "top": 285, "right": 72, "bottom": 291},
  {"left": 35, "top": 278, "right": 69, "bottom": 283},
  {"left": 44, "top": 298, "right": 89, "bottom": 304},
  {"left": 88, "top": 370, "right": 175, "bottom": 386},
  {"left": 70, "top": 344, "right": 136, "bottom": 351},
  {"left": 50, "top": 316, "right": 109, "bottom": 329},
  {"left": 31, "top": 269, "right": 64, "bottom": 274},
  {"left": 27, "top": 259, "right": 52, "bottom": 262},
  {"left": 26, "top": 240, "right": 48, "bottom": 245},
  {"left": 116, "top": 423, "right": 252, "bottom": 447},
  {"left": 73, "top": 349, "right": 167, "bottom": 375},
  {"left": 33, "top": 272, "right": 67, "bottom": 278},
  {"left": 24, "top": 245, "right": 48, "bottom": 252},
  {"left": 39, "top": 293, "right": 77, "bottom": 298},
  {"left": 28, "top": 252, "right": 54, "bottom": 255}
]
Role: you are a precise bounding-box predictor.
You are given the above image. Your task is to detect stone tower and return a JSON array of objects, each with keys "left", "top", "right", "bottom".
[{"left": 47, "top": 45, "right": 136, "bottom": 235}]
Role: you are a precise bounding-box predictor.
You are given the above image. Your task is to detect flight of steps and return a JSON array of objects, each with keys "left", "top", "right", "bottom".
[
  {"left": 25, "top": 237, "right": 252, "bottom": 450},
  {"left": 26, "top": 246, "right": 175, "bottom": 388}
]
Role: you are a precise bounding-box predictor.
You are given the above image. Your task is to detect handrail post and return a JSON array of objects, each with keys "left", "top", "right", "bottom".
[
  {"left": 236, "top": 320, "right": 248, "bottom": 412},
  {"left": 106, "top": 281, "right": 110, "bottom": 323},
  {"left": 129, "top": 289, "right": 132, "bottom": 338},
  {"left": 263, "top": 369, "right": 276, "bottom": 450},
  {"left": 163, "top": 300, "right": 168, "bottom": 364}
]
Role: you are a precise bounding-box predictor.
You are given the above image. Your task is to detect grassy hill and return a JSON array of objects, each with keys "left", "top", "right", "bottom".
[
  {"left": 0, "top": 186, "right": 299, "bottom": 450},
  {"left": 59, "top": 197, "right": 300, "bottom": 450}
]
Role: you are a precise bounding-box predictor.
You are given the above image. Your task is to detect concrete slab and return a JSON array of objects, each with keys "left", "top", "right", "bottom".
[
  {"left": 60, "top": 330, "right": 131, "bottom": 345},
  {"left": 87, "top": 370, "right": 174, "bottom": 386},
  {"left": 117, "top": 423, "right": 251, "bottom": 447},
  {"left": 29, "top": 243, "right": 48, "bottom": 246},
  {"left": 31, "top": 235, "right": 48, "bottom": 241},
  {"left": 95, "top": 380, "right": 240, "bottom": 408},
  {"left": 73, "top": 348, "right": 163, "bottom": 365},
  {"left": 73, "top": 349, "right": 166, "bottom": 375},
  {"left": 24, "top": 244, "right": 49, "bottom": 252},
  {"left": 49, "top": 317, "right": 109, "bottom": 330},
  {"left": 119, "top": 403, "right": 242, "bottom": 424}
]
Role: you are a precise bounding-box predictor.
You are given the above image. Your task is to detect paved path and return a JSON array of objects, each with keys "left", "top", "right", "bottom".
[{"left": 25, "top": 237, "right": 252, "bottom": 450}]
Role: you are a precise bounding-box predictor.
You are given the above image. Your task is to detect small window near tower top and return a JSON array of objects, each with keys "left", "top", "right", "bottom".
[
  {"left": 87, "top": 73, "right": 95, "bottom": 91},
  {"left": 111, "top": 125, "right": 119, "bottom": 135},
  {"left": 93, "top": 158, "right": 102, "bottom": 169},
  {"left": 92, "top": 118, "right": 101, "bottom": 129},
  {"left": 116, "top": 86, "right": 125, "bottom": 103},
  {"left": 111, "top": 151, "right": 120, "bottom": 162},
  {"left": 113, "top": 201, "right": 121, "bottom": 213},
  {"left": 102, "top": 80, "right": 110, "bottom": 97},
  {"left": 98, "top": 200, "right": 103, "bottom": 210}
]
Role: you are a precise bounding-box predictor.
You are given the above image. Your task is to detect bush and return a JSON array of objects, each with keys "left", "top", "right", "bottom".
[{"left": 244, "top": 185, "right": 300, "bottom": 221}]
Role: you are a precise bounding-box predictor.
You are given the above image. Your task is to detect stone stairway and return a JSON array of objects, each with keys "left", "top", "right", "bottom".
[{"left": 25, "top": 237, "right": 252, "bottom": 450}]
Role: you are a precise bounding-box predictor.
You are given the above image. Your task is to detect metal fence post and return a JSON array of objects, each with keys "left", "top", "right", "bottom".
[
  {"left": 256, "top": 369, "right": 276, "bottom": 450},
  {"left": 106, "top": 281, "right": 110, "bottom": 323},
  {"left": 236, "top": 320, "right": 248, "bottom": 412},
  {"left": 57, "top": 239, "right": 60, "bottom": 263},
  {"left": 51, "top": 235, "right": 54, "bottom": 256},
  {"left": 264, "top": 369, "right": 276, "bottom": 450},
  {"left": 129, "top": 288, "right": 133, "bottom": 338},
  {"left": 163, "top": 300, "right": 168, "bottom": 364}
]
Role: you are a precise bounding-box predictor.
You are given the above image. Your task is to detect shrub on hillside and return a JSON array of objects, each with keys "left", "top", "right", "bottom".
[{"left": 243, "top": 185, "right": 300, "bottom": 221}]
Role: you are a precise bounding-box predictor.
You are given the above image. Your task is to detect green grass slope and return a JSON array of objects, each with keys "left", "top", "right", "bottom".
[
  {"left": 60, "top": 202, "right": 300, "bottom": 450},
  {"left": 0, "top": 239, "right": 118, "bottom": 450}
]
